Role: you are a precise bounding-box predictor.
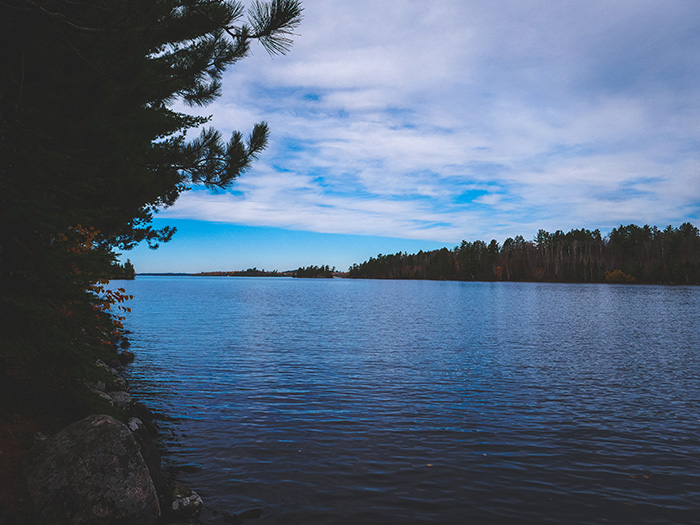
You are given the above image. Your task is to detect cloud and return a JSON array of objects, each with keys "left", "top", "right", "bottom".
[{"left": 163, "top": 0, "right": 700, "bottom": 243}]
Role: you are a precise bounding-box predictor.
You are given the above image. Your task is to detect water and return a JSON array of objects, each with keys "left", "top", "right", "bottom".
[{"left": 118, "top": 276, "right": 700, "bottom": 524}]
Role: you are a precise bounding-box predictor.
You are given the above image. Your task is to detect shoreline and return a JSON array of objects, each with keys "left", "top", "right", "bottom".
[
  {"left": 0, "top": 336, "right": 204, "bottom": 524},
  {"left": 136, "top": 272, "right": 699, "bottom": 286}
]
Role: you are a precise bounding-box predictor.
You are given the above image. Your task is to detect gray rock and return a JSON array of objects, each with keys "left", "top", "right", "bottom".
[
  {"left": 108, "top": 390, "right": 133, "bottom": 409},
  {"left": 23, "top": 414, "right": 160, "bottom": 524},
  {"left": 85, "top": 379, "right": 106, "bottom": 392},
  {"left": 128, "top": 417, "right": 145, "bottom": 433},
  {"left": 129, "top": 402, "right": 159, "bottom": 437},
  {"left": 96, "top": 359, "right": 120, "bottom": 376},
  {"left": 127, "top": 417, "right": 166, "bottom": 495},
  {"left": 96, "top": 390, "right": 115, "bottom": 405},
  {"left": 85, "top": 379, "right": 116, "bottom": 406},
  {"left": 167, "top": 483, "right": 203, "bottom": 521},
  {"left": 109, "top": 375, "right": 129, "bottom": 392}
]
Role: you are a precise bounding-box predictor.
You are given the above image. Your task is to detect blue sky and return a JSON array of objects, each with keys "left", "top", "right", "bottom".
[{"left": 123, "top": 0, "right": 700, "bottom": 273}]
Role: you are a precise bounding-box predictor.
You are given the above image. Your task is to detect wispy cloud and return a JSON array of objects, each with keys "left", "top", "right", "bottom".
[{"left": 162, "top": 0, "right": 700, "bottom": 243}]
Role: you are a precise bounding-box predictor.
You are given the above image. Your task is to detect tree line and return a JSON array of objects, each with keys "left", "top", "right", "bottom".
[
  {"left": 197, "top": 268, "right": 289, "bottom": 277},
  {"left": 294, "top": 265, "right": 336, "bottom": 278},
  {"left": 348, "top": 223, "right": 700, "bottom": 284},
  {"left": 110, "top": 260, "right": 136, "bottom": 280}
]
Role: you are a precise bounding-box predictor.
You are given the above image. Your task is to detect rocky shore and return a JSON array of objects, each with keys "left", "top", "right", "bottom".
[{"left": 14, "top": 342, "right": 204, "bottom": 524}]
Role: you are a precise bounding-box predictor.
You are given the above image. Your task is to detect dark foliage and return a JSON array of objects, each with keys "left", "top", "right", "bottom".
[
  {"left": 348, "top": 223, "right": 700, "bottom": 284},
  {"left": 0, "top": 0, "right": 302, "bottom": 421},
  {"left": 196, "top": 267, "right": 288, "bottom": 276},
  {"left": 110, "top": 260, "right": 136, "bottom": 280},
  {"left": 294, "top": 265, "right": 335, "bottom": 278}
]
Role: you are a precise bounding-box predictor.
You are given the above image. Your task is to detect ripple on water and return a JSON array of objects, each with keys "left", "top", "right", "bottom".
[{"left": 119, "top": 278, "right": 700, "bottom": 524}]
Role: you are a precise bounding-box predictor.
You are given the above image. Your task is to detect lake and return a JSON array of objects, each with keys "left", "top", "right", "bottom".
[{"left": 119, "top": 276, "right": 700, "bottom": 524}]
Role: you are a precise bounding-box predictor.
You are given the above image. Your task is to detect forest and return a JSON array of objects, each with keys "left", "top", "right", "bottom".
[
  {"left": 348, "top": 223, "right": 700, "bottom": 284},
  {"left": 294, "top": 265, "right": 336, "bottom": 278}
]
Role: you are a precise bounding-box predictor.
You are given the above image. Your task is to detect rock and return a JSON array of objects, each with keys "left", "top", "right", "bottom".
[
  {"left": 129, "top": 402, "right": 159, "bottom": 437},
  {"left": 96, "top": 359, "right": 120, "bottom": 376},
  {"left": 108, "top": 390, "right": 133, "bottom": 409},
  {"left": 85, "top": 379, "right": 106, "bottom": 392},
  {"left": 128, "top": 417, "right": 145, "bottom": 433},
  {"left": 96, "top": 390, "right": 115, "bottom": 405},
  {"left": 85, "top": 376, "right": 116, "bottom": 406},
  {"left": 23, "top": 414, "right": 160, "bottom": 524},
  {"left": 120, "top": 337, "right": 131, "bottom": 348},
  {"left": 119, "top": 350, "right": 136, "bottom": 365},
  {"left": 109, "top": 375, "right": 129, "bottom": 392},
  {"left": 127, "top": 418, "right": 167, "bottom": 495},
  {"left": 167, "top": 482, "right": 203, "bottom": 521}
]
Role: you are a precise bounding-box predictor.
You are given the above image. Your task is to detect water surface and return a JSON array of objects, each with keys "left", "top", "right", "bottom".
[{"left": 120, "top": 277, "right": 700, "bottom": 524}]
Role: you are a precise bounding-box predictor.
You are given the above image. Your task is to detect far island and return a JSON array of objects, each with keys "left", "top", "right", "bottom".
[
  {"left": 196, "top": 268, "right": 291, "bottom": 277},
  {"left": 293, "top": 265, "right": 336, "bottom": 278},
  {"left": 192, "top": 265, "right": 345, "bottom": 278}
]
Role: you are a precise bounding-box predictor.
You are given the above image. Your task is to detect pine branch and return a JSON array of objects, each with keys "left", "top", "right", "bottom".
[
  {"left": 247, "top": 122, "right": 269, "bottom": 158},
  {"left": 248, "top": 0, "right": 303, "bottom": 55}
]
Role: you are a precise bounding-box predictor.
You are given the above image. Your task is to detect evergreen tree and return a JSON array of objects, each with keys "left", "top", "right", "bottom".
[
  {"left": 294, "top": 265, "right": 334, "bottom": 278},
  {"left": 348, "top": 224, "right": 700, "bottom": 284},
  {"left": 1, "top": 0, "right": 302, "bottom": 415}
]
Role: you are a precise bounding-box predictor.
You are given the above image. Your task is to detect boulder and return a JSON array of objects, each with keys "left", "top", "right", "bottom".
[
  {"left": 108, "top": 390, "right": 133, "bottom": 409},
  {"left": 108, "top": 375, "right": 129, "bottom": 392},
  {"left": 127, "top": 417, "right": 167, "bottom": 495},
  {"left": 106, "top": 358, "right": 122, "bottom": 369},
  {"left": 119, "top": 350, "right": 136, "bottom": 365},
  {"left": 23, "top": 414, "right": 160, "bottom": 524}
]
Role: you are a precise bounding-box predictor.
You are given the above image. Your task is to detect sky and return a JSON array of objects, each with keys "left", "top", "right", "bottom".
[{"left": 124, "top": 0, "right": 700, "bottom": 273}]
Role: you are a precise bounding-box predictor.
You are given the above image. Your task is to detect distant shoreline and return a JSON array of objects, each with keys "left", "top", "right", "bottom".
[
  {"left": 137, "top": 272, "right": 195, "bottom": 276},
  {"left": 136, "top": 272, "right": 292, "bottom": 277},
  {"left": 137, "top": 271, "right": 350, "bottom": 278},
  {"left": 133, "top": 273, "right": 700, "bottom": 285}
]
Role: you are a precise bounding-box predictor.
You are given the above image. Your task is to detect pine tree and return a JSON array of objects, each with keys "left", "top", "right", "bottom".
[{"left": 0, "top": 0, "right": 302, "bottom": 415}]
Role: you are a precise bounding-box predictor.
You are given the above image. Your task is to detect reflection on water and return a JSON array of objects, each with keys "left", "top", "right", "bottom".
[{"left": 120, "top": 277, "right": 700, "bottom": 524}]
